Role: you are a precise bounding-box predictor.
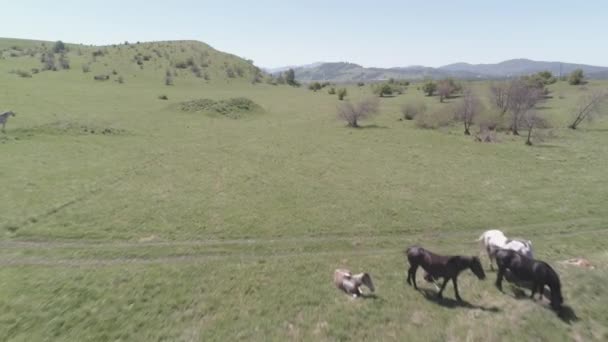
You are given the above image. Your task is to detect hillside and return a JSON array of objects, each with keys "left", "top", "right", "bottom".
[
  {"left": 0, "top": 37, "right": 265, "bottom": 85},
  {"left": 288, "top": 59, "right": 608, "bottom": 83}
]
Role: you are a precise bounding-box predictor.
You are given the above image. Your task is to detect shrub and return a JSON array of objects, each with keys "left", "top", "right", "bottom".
[
  {"left": 191, "top": 64, "right": 202, "bottom": 77},
  {"left": 117, "top": 76, "right": 124, "bottom": 84},
  {"left": 92, "top": 50, "right": 105, "bottom": 57},
  {"left": 568, "top": 69, "right": 584, "bottom": 85},
  {"left": 15, "top": 70, "right": 32, "bottom": 78},
  {"left": 165, "top": 70, "right": 174, "bottom": 86},
  {"left": 226, "top": 68, "right": 235, "bottom": 78},
  {"left": 337, "top": 97, "right": 380, "bottom": 127},
  {"left": 82, "top": 64, "right": 91, "bottom": 73},
  {"left": 309, "top": 82, "right": 322, "bottom": 91},
  {"left": 338, "top": 88, "right": 347, "bottom": 100},
  {"left": 401, "top": 101, "right": 426, "bottom": 120},
  {"left": 94, "top": 75, "right": 110, "bottom": 81},
  {"left": 58, "top": 53, "right": 70, "bottom": 69},
  {"left": 357, "top": 82, "right": 365, "bottom": 87},
  {"left": 30, "top": 68, "right": 39, "bottom": 74},
  {"left": 175, "top": 61, "right": 188, "bottom": 69},
  {"left": 415, "top": 106, "right": 454, "bottom": 129},
  {"left": 158, "top": 94, "right": 168, "bottom": 100},
  {"left": 328, "top": 87, "right": 336, "bottom": 95},
  {"left": 422, "top": 81, "right": 437, "bottom": 96},
  {"left": 179, "top": 97, "right": 263, "bottom": 119},
  {"left": 41, "top": 53, "right": 57, "bottom": 71},
  {"left": 374, "top": 83, "right": 393, "bottom": 97}
]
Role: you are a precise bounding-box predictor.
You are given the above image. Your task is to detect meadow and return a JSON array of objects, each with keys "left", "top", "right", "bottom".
[{"left": 1, "top": 38, "right": 607, "bottom": 341}]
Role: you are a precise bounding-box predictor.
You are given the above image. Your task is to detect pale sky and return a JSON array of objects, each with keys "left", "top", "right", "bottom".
[{"left": 3, "top": 0, "right": 607, "bottom": 68}]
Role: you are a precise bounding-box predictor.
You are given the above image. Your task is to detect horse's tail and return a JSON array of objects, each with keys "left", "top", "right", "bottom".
[{"left": 545, "top": 263, "right": 563, "bottom": 307}]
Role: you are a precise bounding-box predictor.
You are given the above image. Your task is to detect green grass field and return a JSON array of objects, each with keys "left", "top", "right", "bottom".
[{"left": 1, "top": 38, "right": 608, "bottom": 341}]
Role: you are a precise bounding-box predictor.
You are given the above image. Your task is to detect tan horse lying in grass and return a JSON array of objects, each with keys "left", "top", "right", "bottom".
[{"left": 334, "top": 269, "right": 375, "bottom": 298}]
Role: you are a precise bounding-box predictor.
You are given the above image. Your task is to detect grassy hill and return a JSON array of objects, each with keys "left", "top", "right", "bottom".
[
  {"left": 0, "top": 38, "right": 264, "bottom": 86},
  {"left": 1, "top": 37, "right": 608, "bottom": 341}
]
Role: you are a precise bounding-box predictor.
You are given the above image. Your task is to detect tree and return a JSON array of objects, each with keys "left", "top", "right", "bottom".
[
  {"left": 422, "top": 81, "right": 437, "bottom": 96},
  {"left": 521, "top": 110, "right": 548, "bottom": 146},
  {"left": 568, "top": 69, "right": 584, "bottom": 85},
  {"left": 337, "top": 98, "right": 380, "bottom": 127},
  {"left": 506, "top": 79, "right": 543, "bottom": 135},
  {"left": 284, "top": 68, "right": 299, "bottom": 86},
  {"left": 53, "top": 40, "right": 66, "bottom": 53},
  {"left": 437, "top": 79, "right": 455, "bottom": 102},
  {"left": 453, "top": 88, "right": 481, "bottom": 135},
  {"left": 490, "top": 82, "right": 511, "bottom": 115},
  {"left": 337, "top": 88, "right": 347, "bottom": 100},
  {"left": 569, "top": 91, "right": 608, "bottom": 129}
]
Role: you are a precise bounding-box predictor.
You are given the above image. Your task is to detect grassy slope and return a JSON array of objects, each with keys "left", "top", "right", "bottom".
[{"left": 1, "top": 38, "right": 608, "bottom": 341}]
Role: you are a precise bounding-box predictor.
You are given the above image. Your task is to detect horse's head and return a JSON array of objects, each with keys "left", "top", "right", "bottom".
[{"left": 469, "top": 256, "right": 486, "bottom": 280}]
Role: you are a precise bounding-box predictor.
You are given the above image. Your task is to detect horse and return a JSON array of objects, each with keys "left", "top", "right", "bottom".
[
  {"left": 478, "top": 229, "right": 533, "bottom": 270},
  {"left": 494, "top": 249, "right": 563, "bottom": 310},
  {"left": 0, "top": 111, "right": 16, "bottom": 132},
  {"left": 405, "top": 246, "right": 486, "bottom": 301},
  {"left": 333, "top": 269, "right": 375, "bottom": 298}
]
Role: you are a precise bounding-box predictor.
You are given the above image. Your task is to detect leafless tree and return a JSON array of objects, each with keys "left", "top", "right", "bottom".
[
  {"left": 490, "top": 82, "right": 510, "bottom": 115},
  {"left": 337, "top": 97, "right": 380, "bottom": 127},
  {"left": 521, "top": 110, "right": 549, "bottom": 145},
  {"left": 506, "top": 79, "right": 543, "bottom": 135},
  {"left": 453, "top": 88, "right": 481, "bottom": 135},
  {"left": 437, "top": 80, "right": 454, "bottom": 103},
  {"left": 569, "top": 91, "right": 608, "bottom": 129}
]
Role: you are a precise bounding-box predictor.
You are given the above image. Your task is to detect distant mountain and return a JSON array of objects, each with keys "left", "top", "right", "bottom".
[
  {"left": 439, "top": 59, "right": 608, "bottom": 78},
  {"left": 289, "top": 59, "right": 608, "bottom": 83},
  {"left": 263, "top": 62, "right": 324, "bottom": 75}
]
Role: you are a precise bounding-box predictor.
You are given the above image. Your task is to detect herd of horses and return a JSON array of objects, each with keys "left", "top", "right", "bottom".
[{"left": 335, "top": 229, "right": 564, "bottom": 312}]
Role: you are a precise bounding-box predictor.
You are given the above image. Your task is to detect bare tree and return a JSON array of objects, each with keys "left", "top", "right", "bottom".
[
  {"left": 337, "top": 98, "right": 380, "bottom": 127},
  {"left": 453, "top": 88, "right": 481, "bottom": 135},
  {"left": 521, "top": 110, "right": 549, "bottom": 145},
  {"left": 437, "top": 80, "right": 454, "bottom": 102},
  {"left": 569, "top": 91, "right": 608, "bottom": 129},
  {"left": 506, "top": 79, "right": 543, "bottom": 135},
  {"left": 490, "top": 82, "right": 510, "bottom": 115}
]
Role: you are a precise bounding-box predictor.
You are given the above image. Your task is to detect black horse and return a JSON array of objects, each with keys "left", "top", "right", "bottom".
[
  {"left": 494, "top": 249, "right": 563, "bottom": 310},
  {"left": 406, "top": 246, "right": 486, "bottom": 301}
]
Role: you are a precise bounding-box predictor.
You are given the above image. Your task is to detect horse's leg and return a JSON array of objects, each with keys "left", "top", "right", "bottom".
[
  {"left": 538, "top": 282, "right": 545, "bottom": 300},
  {"left": 437, "top": 278, "right": 449, "bottom": 298},
  {"left": 487, "top": 246, "right": 494, "bottom": 271},
  {"left": 530, "top": 281, "right": 537, "bottom": 299},
  {"left": 407, "top": 265, "right": 418, "bottom": 289},
  {"left": 495, "top": 267, "right": 504, "bottom": 291},
  {"left": 452, "top": 276, "right": 462, "bottom": 301}
]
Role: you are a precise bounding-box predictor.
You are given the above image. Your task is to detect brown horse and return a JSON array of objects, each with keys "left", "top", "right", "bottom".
[{"left": 406, "top": 246, "right": 486, "bottom": 301}]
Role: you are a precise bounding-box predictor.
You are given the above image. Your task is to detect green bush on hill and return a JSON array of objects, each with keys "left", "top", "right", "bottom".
[{"left": 179, "top": 97, "right": 263, "bottom": 119}]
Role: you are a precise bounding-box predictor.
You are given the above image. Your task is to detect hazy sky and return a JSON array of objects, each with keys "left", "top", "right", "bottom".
[{"left": 4, "top": 0, "right": 607, "bottom": 68}]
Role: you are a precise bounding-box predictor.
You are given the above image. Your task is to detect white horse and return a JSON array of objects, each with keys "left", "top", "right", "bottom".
[
  {"left": 333, "top": 269, "right": 375, "bottom": 298},
  {"left": 478, "top": 229, "right": 533, "bottom": 270}
]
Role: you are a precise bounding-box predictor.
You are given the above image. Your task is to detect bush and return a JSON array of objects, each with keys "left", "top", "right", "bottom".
[
  {"left": 94, "top": 75, "right": 110, "bottom": 81},
  {"left": 374, "top": 83, "right": 393, "bottom": 97},
  {"left": 422, "top": 81, "right": 437, "bottom": 96},
  {"left": 226, "top": 68, "right": 236, "bottom": 78},
  {"left": 415, "top": 107, "right": 454, "bottom": 129},
  {"left": 401, "top": 101, "right": 426, "bottom": 120},
  {"left": 117, "top": 76, "right": 124, "bottom": 84},
  {"left": 158, "top": 95, "right": 168, "bottom": 100},
  {"left": 179, "top": 97, "right": 263, "bottom": 119},
  {"left": 31, "top": 68, "right": 39, "bottom": 74},
  {"left": 308, "top": 82, "right": 322, "bottom": 91},
  {"left": 15, "top": 70, "right": 32, "bottom": 78},
  {"left": 175, "top": 61, "right": 188, "bottom": 69},
  {"left": 338, "top": 88, "right": 347, "bottom": 100},
  {"left": 328, "top": 87, "right": 336, "bottom": 95},
  {"left": 92, "top": 50, "right": 105, "bottom": 57},
  {"left": 82, "top": 64, "right": 91, "bottom": 73},
  {"left": 58, "top": 53, "right": 70, "bottom": 69},
  {"left": 337, "top": 97, "right": 380, "bottom": 127},
  {"left": 568, "top": 69, "right": 584, "bottom": 85},
  {"left": 357, "top": 82, "right": 365, "bottom": 87},
  {"left": 165, "top": 70, "right": 174, "bottom": 86},
  {"left": 191, "top": 64, "right": 202, "bottom": 77}
]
